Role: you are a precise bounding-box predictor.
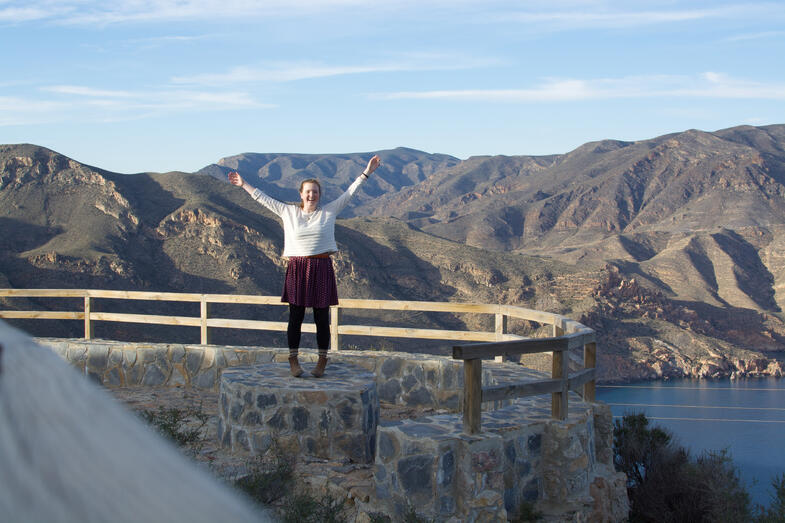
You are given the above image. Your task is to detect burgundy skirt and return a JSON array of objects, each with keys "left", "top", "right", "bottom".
[{"left": 281, "top": 256, "right": 339, "bottom": 308}]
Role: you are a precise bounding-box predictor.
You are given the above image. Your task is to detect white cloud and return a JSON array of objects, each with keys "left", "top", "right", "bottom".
[
  {"left": 0, "top": 86, "right": 272, "bottom": 126},
  {"left": 0, "top": 6, "right": 63, "bottom": 22},
  {"left": 161, "top": 90, "right": 266, "bottom": 108},
  {"left": 40, "top": 84, "right": 270, "bottom": 107},
  {"left": 373, "top": 73, "right": 785, "bottom": 102},
  {"left": 724, "top": 30, "right": 785, "bottom": 42},
  {"left": 0, "top": 95, "right": 70, "bottom": 125},
  {"left": 42, "top": 85, "right": 137, "bottom": 98},
  {"left": 10, "top": 0, "right": 777, "bottom": 28},
  {"left": 172, "top": 55, "right": 502, "bottom": 86},
  {"left": 500, "top": 6, "right": 740, "bottom": 27},
  {"left": 173, "top": 63, "right": 402, "bottom": 85},
  {"left": 0, "top": 95, "right": 65, "bottom": 113},
  {"left": 119, "top": 33, "right": 218, "bottom": 49},
  {"left": 0, "top": 0, "right": 386, "bottom": 25},
  {"left": 491, "top": 2, "right": 784, "bottom": 30}
]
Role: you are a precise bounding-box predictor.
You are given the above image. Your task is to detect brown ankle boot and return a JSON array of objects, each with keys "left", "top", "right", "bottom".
[
  {"left": 311, "top": 356, "right": 328, "bottom": 378},
  {"left": 289, "top": 355, "right": 304, "bottom": 377}
]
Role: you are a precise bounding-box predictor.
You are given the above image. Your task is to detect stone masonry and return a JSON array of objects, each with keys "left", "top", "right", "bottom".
[
  {"left": 371, "top": 392, "right": 625, "bottom": 521},
  {"left": 37, "top": 338, "right": 508, "bottom": 410},
  {"left": 39, "top": 338, "right": 629, "bottom": 522},
  {"left": 219, "top": 362, "right": 379, "bottom": 463}
]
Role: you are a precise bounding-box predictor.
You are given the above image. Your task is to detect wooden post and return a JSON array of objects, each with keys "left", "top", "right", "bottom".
[
  {"left": 200, "top": 297, "right": 210, "bottom": 345},
  {"left": 551, "top": 319, "right": 566, "bottom": 419},
  {"left": 583, "top": 341, "right": 597, "bottom": 401},
  {"left": 560, "top": 348, "right": 569, "bottom": 418},
  {"left": 551, "top": 348, "right": 568, "bottom": 420},
  {"left": 463, "top": 358, "right": 482, "bottom": 434},
  {"left": 84, "top": 296, "right": 93, "bottom": 340},
  {"left": 494, "top": 312, "right": 507, "bottom": 362},
  {"left": 330, "top": 306, "right": 340, "bottom": 351}
]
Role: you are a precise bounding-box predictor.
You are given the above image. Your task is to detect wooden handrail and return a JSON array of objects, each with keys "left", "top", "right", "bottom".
[
  {"left": 453, "top": 331, "right": 598, "bottom": 434},
  {"left": 452, "top": 336, "right": 569, "bottom": 360},
  {"left": 0, "top": 288, "right": 565, "bottom": 346},
  {"left": 0, "top": 287, "right": 597, "bottom": 433}
]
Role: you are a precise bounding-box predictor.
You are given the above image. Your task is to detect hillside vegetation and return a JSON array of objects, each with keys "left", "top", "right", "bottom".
[{"left": 2, "top": 125, "right": 784, "bottom": 381}]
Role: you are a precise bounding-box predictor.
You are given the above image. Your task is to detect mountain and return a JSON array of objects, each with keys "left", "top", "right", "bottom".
[
  {"left": 0, "top": 144, "right": 564, "bottom": 347},
  {"left": 357, "top": 126, "right": 785, "bottom": 250},
  {"left": 2, "top": 127, "right": 785, "bottom": 382},
  {"left": 205, "top": 125, "right": 785, "bottom": 316},
  {"left": 197, "top": 147, "right": 460, "bottom": 217}
]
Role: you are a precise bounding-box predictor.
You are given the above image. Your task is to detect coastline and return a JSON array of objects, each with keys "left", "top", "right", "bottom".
[
  {"left": 597, "top": 352, "right": 785, "bottom": 384},
  {"left": 597, "top": 376, "right": 785, "bottom": 508}
]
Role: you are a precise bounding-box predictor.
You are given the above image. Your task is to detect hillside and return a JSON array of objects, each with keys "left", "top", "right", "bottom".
[
  {"left": 2, "top": 128, "right": 785, "bottom": 381},
  {"left": 197, "top": 147, "right": 460, "bottom": 217},
  {"left": 206, "top": 126, "right": 785, "bottom": 315},
  {"left": 357, "top": 126, "right": 785, "bottom": 247},
  {"left": 351, "top": 126, "right": 785, "bottom": 315},
  {"left": 0, "top": 144, "right": 568, "bottom": 349}
]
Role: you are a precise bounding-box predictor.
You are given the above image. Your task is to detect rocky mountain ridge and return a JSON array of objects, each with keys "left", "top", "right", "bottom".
[
  {"left": 2, "top": 126, "right": 785, "bottom": 382},
  {"left": 197, "top": 147, "right": 460, "bottom": 216},
  {"left": 355, "top": 126, "right": 785, "bottom": 250}
]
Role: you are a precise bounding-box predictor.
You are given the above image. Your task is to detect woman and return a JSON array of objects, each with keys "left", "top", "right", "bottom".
[{"left": 228, "top": 155, "right": 381, "bottom": 377}]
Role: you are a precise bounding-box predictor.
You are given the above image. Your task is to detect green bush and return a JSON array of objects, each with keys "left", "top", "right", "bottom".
[
  {"left": 757, "top": 474, "right": 785, "bottom": 522},
  {"left": 281, "top": 489, "right": 347, "bottom": 523},
  {"left": 613, "top": 412, "right": 752, "bottom": 522},
  {"left": 233, "top": 441, "right": 295, "bottom": 505},
  {"left": 400, "top": 503, "right": 434, "bottom": 523},
  {"left": 140, "top": 404, "right": 209, "bottom": 452},
  {"left": 231, "top": 441, "right": 347, "bottom": 522},
  {"left": 510, "top": 500, "right": 542, "bottom": 522},
  {"left": 679, "top": 449, "right": 751, "bottom": 522}
]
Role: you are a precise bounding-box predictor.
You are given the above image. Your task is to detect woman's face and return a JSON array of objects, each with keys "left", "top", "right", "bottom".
[{"left": 300, "top": 182, "right": 320, "bottom": 207}]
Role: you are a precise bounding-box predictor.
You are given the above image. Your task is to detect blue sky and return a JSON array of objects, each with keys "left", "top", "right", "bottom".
[{"left": 1, "top": 0, "right": 784, "bottom": 174}]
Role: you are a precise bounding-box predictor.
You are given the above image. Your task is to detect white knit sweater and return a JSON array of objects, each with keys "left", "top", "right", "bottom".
[{"left": 250, "top": 175, "right": 366, "bottom": 257}]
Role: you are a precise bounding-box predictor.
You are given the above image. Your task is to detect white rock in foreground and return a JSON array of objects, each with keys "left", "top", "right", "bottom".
[{"left": 0, "top": 320, "right": 270, "bottom": 523}]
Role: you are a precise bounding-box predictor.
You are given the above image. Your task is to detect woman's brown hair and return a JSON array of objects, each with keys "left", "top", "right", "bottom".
[{"left": 298, "top": 178, "right": 321, "bottom": 208}]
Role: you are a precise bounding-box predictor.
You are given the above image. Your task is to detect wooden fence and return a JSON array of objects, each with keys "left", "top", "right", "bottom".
[
  {"left": 453, "top": 328, "right": 596, "bottom": 434},
  {"left": 0, "top": 288, "right": 597, "bottom": 431}
]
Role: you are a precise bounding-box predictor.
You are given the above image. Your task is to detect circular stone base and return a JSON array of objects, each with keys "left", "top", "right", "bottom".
[{"left": 219, "top": 362, "right": 379, "bottom": 463}]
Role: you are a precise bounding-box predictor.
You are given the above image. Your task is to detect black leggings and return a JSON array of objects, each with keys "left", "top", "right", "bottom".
[{"left": 287, "top": 305, "right": 330, "bottom": 358}]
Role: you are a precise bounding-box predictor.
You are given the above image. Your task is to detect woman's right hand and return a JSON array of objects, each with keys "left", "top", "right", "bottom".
[{"left": 228, "top": 171, "right": 244, "bottom": 187}]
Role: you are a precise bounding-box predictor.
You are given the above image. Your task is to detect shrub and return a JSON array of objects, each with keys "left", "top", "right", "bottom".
[
  {"left": 757, "top": 474, "right": 785, "bottom": 522},
  {"left": 613, "top": 412, "right": 752, "bottom": 522},
  {"left": 140, "top": 404, "right": 209, "bottom": 453},
  {"left": 233, "top": 441, "right": 295, "bottom": 505},
  {"left": 400, "top": 503, "right": 434, "bottom": 523},
  {"left": 678, "top": 449, "right": 751, "bottom": 522},
  {"left": 281, "top": 489, "right": 347, "bottom": 523},
  {"left": 510, "top": 500, "right": 542, "bottom": 522}
]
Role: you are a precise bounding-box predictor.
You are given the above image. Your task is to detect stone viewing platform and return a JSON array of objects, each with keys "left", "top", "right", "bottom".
[
  {"left": 37, "top": 338, "right": 628, "bottom": 522},
  {"left": 219, "top": 362, "right": 379, "bottom": 463},
  {"left": 374, "top": 397, "right": 612, "bottom": 520}
]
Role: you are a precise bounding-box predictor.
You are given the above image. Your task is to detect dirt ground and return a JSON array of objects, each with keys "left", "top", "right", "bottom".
[{"left": 107, "top": 385, "right": 448, "bottom": 521}]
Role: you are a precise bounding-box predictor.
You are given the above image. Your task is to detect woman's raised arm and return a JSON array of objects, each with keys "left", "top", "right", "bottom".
[
  {"left": 363, "top": 155, "right": 381, "bottom": 177},
  {"left": 228, "top": 171, "right": 288, "bottom": 216}
]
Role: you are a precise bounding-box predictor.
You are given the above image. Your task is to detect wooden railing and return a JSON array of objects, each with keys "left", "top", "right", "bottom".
[
  {"left": 0, "top": 288, "right": 597, "bottom": 430},
  {"left": 453, "top": 322, "right": 596, "bottom": 433}
]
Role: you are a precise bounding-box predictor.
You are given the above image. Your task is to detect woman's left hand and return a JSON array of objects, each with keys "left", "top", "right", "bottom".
[{"left": 364, "top": 155, "right": 381, "bottom": 176}]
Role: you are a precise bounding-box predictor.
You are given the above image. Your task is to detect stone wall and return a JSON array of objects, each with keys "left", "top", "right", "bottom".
[
  {"left": 371, "top": 392, "right": 627, "bottom": 521},
  {"left": 219, "top": 362, "right": 380, "bottom": 464},
  {"left": 40, "top": 339, "right": 277, "bottom": 390},
  {"left": 38, "top": 338, "right": 629, "bottom": 522},
  {"left": 37, "top": 339, "right": 516, "bottom": 412}
]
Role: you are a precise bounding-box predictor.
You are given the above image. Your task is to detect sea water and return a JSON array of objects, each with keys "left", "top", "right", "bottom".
[{"left": 596, "top": 377, "right": 785, "bottom": 508}]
